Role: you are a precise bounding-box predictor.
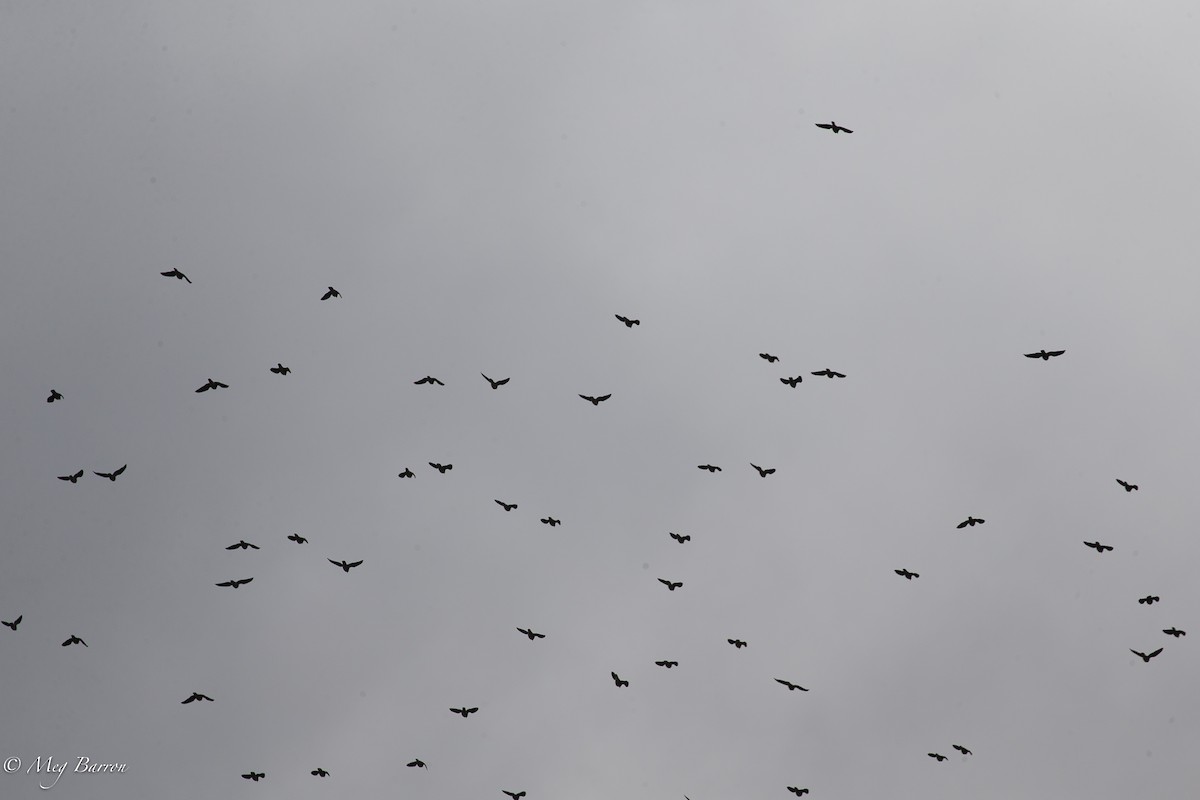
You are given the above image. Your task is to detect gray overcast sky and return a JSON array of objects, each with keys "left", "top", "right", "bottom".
[{"left": 2, "top": 1, "right": 1199, "bottom": 798}]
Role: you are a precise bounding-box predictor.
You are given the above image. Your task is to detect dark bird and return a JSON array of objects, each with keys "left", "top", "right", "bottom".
[
  {"left": 895, "top": 568, "right": 919, "bottom": 580},
  {"left": 516, "top": 627, "right": 545, "bottom": 640},
  {"left": 311, "top": 768, "right": 330, "bottom": 777},
  {"left": 540, "top": 517, "right": 561, "bottom": 526},
  {"left": 669, "top": 532, "right": 691, "bottom": 543},
  {"left": 611, "top": 671, "right": 629, "bottom": 687},
  {"left": 321, "top": 286, "right": 340, "bottom": 300},
  {"left": 269, "top": 363, "right": 291, "bottom": 375},
  {"left": 928, "top": 753, "right": 947, "bottom": 762},
  {"left": 287, "top": 533, "right": 308, "bottom": 544},
  {"left": 2, "top": 615, "right": 22, "bottom": 631},
  {"left": 780, "top": 375, "right": 803, "bottom": 387},
  {"left": 775, "top": 679, "right": 808, "bottom": 692},
  {"left": 398, "top": 468, "right": 415, "bottom": 478},
  {"left": 181, "top": 693, "right": 214, "bottom": 704},
  {"left": 62, "top": 635, "right": 88, "bottom": 647},
  {"left": 579, "top": 393, "right": 612, "bottom": 405},
  {"left": 659, "top": 578, "right": 683, "bottom": 591},
  {"left": 58, "top": 469, "right": 85, "bottom": 483},
  {"left": 816, "top": 121, "right": 853, "bottom": 133},
  {"left": 328, "top": 559, "right": 363, "bottom": 573},
  {"left": 195, "top": 378, "right": 229, "bottom": 393},
  {"left": 655, "top": 660, "right": 679, "bottom": 668},
  {"left": 750, "top": 463, "right": 776, "bottom": 477},
  {"left": 405, "top": 760, "right": 427, "bottom": 770},
  {"left": 697, "top": 464, "right": 721, "bottom": 472},
  {"left": 161, "top": 268, "right": 192, "bottom": 283},
  {"left": 94, "top": 464, "right": 127, "bottom": 481},
  {"left": 502, "top": 792, "right": 527, "bottom": 799},
  {"left": 952, "top": 744, "right": 972, "bottom": 756},
  {"left": 759, "top": 353, "right": 779, "bottom": 363},
  {"left": 1116, "top": 479, "right": 1138, "bottom": 492},
  {"left": 788, "top": 789, "right": 810, "bottom": 797},
  {"left": 481, "top": 373, "right": 510, "bottom": 389},
  {"left": 615, "top": 314, "right": 640, "bottom": 327},
  {"left": 450, "top": 707, "right": 479, "bottom": 717},
  {"left": 1138, "top": 595, "right": 1161, "bottom": 605},
  {"left": 812, "top": 368, "right": 846, "bottom": 378},
  {"left": 414, "top": 376, "right": 445, "bottom": 386},
  {"left": 1131, "top": 648, "right": 1163, "bottom": 662},
  {"left": 226, "top": 540, "right": 260, "bottom": 550},
  {"left": 242, "top": 772, "right": 265, "bottom": 781},
  {"left": 728, "top": 639, "right": 747, "bottom": 649},
  {"left": 1024, "top": 349, "right": 1065, "bottom": 360},
  {"left": 47, "top": 389, "right": 63, "bottom": 403},
  {"left": 956, "top": 516, "right": 985, "bottom": 528},
  {"left": 1164, "top": 628, "right": 1186, "bottom": 638},
  {"left": 495, "top": 500, "right": 518, "bottom": 511},
  {"left": 215, "top": 578, "right": 253, "bottom": 588},
  {"left": 429, "top": 462, "right": 453, "bottom": 473},
  {"left": 1084, "top": 540, "right": 1114, "bottom": 553}
]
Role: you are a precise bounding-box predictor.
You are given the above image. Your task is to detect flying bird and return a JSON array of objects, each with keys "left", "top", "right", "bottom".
[
  {"left": 658, "top": 578, "right": 683, "bottom": 591},
  {"left": 181, "top": 693, "right": 214, "bottom": 704},
  {"left": 775, "top": 679, "right": 808, "bottom": 692},
  {"left": 450, "top": 707, "right": 479, "bottom": 717},
  {"left": 242, "top": 772, "right": 265, "bottom": 781},
  {"left": 759, "top": 353, "right": 779, "bottom": 363},
  {"left": 780, "top": 376, "right": 803, "bottom": 387},
  {"left": 2, "top": 615, "right": 22, "bottom": 631},
  {"left": 516, "top": 627, "right": 545, "bottom": 640},
  {"left": 94, "top": 464, "right": 127, "bottom": 481},
  {"left": 62, "top": 635, "right": 88, "bottom": 647},
  {"left": 1164, "top": 628, "right": 1186, "bottom": 638},
  {"left": 58, "top": 470, "right": 85, "bottom": 483},
  {"left": 429, "top": 462, "right": 453, "bottom": 473},
  {"left": 481, "top": 373, "right": 510, "bottom": 389},
  {"left": 329, "top": 559, "right": 363, "bottom": 573},
  {"left": 502, "top": 792, "right": 527, "bottom": 799},
  {"left": 47, "top": 389, "right": 63, "bottom": 403},
  {"left": 160, "top": 268, "right": 192, "bottom": 283},
  {"left": 287, "top": 533, "right": 308, "bottom": 544},
  {"left": 215, "top": 578, "right": 253, "bottom": 588},
  {"left": 495, "top": 500, "right": 518, "bottom": 511},
  {"left": 788, "top": 788, "right": 810, "bottom": 796},
  {"left": 1116, "top": 479, "right": 1138, "bottom": 492},
  {"left": 956, "top": 516, "right": 985, "bottom": 528},
  {"left": 405, "top": 760, "right": 427, "bottom": 770},
  {"left": 321, "top": 286, "right": 340, "bottom": 300},
  {"left": 815, "top": 121, "right": 853, "bottom": 133},
  {"left": 697, "top": 464, "right": 721, "bottom": 472},
  {"left": 750, "top": 463, "right": 776, "bottom": 477},
  {"left": 1131, "top": 648, "right": 1163, "bottom": 662},
  {"left": 398, "top": 468, "right": 415, "bottom": 478},
  {"left": 952, "top": 744, "right": 972, "bottom": 756},
  {"left": 928, "top": 753, "right": 947, "bottom": 762},
  {"left": 728, "top": 639, "right": 747, "bottom": 648},
  {"left": 611, "top": 672, "right": 629, "bottom": 687},
  {"left": 895, "top": 569, "right": 919, "bottom": 580},
  {"left": 615, "top": 314, "right": 640, "bottom": 327},
  {"left": 225, "top": 540, "right": 260, "bottom": 550},
  {"left": 540, "top": 517, "right": 561, "bottom": 526},
  {"left": 1024, "top": 349, "right": 1065, "bottom": 360},
  {"left": 655, "top": 660, "right": 679, "bottom": 668},
  {"left": 1084, "top": 540, "right": 1114, "bottom": 553},
  {"left": 1138, "top": 595, "right": 1161, "bottom": 605},
  {"left": 414, "top": 376, "right": 444, "bottom": 386},
  {"left": 579, "top": 393, "right": 612, "bottom": 405},
  {"left": 311, "top": 768, "right": 330, "bottom": 777},
  {"left": 269, "top": 363, "right": 291, "bottom": 375},
  {"left": 195, "top": 378, "right": 229, "bottom": 393},
  {"left": 812, "top": 368, "right": 846, "bottom": 378},
  {"left": 669, "top": 532, "right": 691, "bottom": 543}
]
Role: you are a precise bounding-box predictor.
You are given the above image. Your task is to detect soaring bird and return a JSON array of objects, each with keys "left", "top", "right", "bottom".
[
  {"left": 1164, "top": 628, "right": 1186, "bottom": 637},
  {"left": 780, "top": 376, "right": 803, "bottom": 387},
  {"left": 697, "top": 464, "right": 721, "bottom": 472},
  {"left": 895, "top": 569, "right": 919, "bottom": 580},
  {"left": 516, "top": 627, "right": 545, "bottom": 640},
  {"left": 242, "top": 772, "right": 265, "bottom": 781},
  {"left": 47, "top": 389, "right": 63, "bottom": 403},
  {"left": 956, "top": 516, "right": 985, "bottom": 528},
  {"left": 495, "top": 500, "right": 518, "bottom": 511},
  {"left": 195, "top": 378, "right": 229, "bottom": 393},
  {"left": 615, "top": 314, "right": 640, "bottom": 327},
  {"left": 579, "top": 393, "right": 612, "bottom": 405},
  {"left": 429, "top": 462, "right": 453, "bottom": 473},
  {"left": 540, "top": 517, "right": 561, "bottom": 526},
  {"left": 225, "top": 540, "right": 260, "bottom": 550},
  {"left": 414, "top": 376, "right": 444, "bottom": 386},
  {"left": 952, "top": 744, "right": 972, "bottom": 756},
  {"left": 776, "top": 679, "right": 808, "bottom": 692},
  {"left": 58, "top": 470, "right": 85, "bottom": 483},
  {"left": 215, "top": 578, "right": 253, "bottom": 588},
  {"left": 1116, "top": 479, "right": 1138, "bottom": 492},
  {"left": 450, "top": 707, "right": 479, "bottom": 717},
  {"left": 788, "top": 788, "right": 810, "bottom": 796},
  {"left": 321, "top": 286, "right": 340, "bottom": 300},
  {"left": 812, "top": 368, "right": 846, "bottom": 378},
  {"left": 287, "top": 533, "right": 308, "bottom": 544},
  {"left": 611, "top": 672, "right": 629, "bottom": 687},
  {"left": 328, "top": 559, "right": 363, "bottom": 573},
  {"left": 655, "top": 660, "right": 679, "bottom": 668},
  {"left": 759, "top": 353, "right": 779, "bottom": 363},
  {"left": 1138, "top": 595, "right": 1161, "bottom": 605},
  {"left": 62, "top": 635, "right": 88, "bottom": 647},
  {"left": 1084, "top": 540, "right": 1114, "bottom": 553},
  {"left": 928, "top": 753, "right": 948, "bottom": 762},
  {"left": 1024, "top": 349, "right": 1065, "bottom": 360},
  {"left": 269, "top": 363, "right": 291, "bottom": 375},
  {"left": 94, "top": 464, "right": 127, "bottom": 481},
  {"left": 405, "top": 760, "right": 427, "bottom": 770},
  {"left": 481, "top": 373, "right": 510, "bottom": 389},
  {"left": 658, "top": 578, "right": 683, "bottom": 591},
  {"left": 161, "top": 268, "right": 192, "bottom": 283},
  {"left": 398, "top": 468, "right": 415, "bottom": 478},
  {"left": 312, "top": 768, "right": 330, "bottom": 777},
  {"left": 669, "top": 532, "right": 691, "bottom": 543},
  {"left": 181, "top": 693, "right": 214, "bottom": 704},
  {"left": 728, "top": 639, "right": 747, "bottom": 648},
  {"left": 1131, "top": 648, "right": 1163, "bottom": 662},
  {"left": 2, "top": 615, "right": 22, "bottom": 631},
  {"left": 502, "top": 792, "right": 527, "bottom": 799},
  {"left": 750, "top": 463, "right": 776, "bottom": 477},
  {"left": 815, "top": 121, "right": 853, "bottom": 133}
]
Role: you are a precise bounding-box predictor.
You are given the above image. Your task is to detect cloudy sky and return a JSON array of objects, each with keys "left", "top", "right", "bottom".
[{"left": 3, "top": 1, "right": 1199, "bottom": 798}]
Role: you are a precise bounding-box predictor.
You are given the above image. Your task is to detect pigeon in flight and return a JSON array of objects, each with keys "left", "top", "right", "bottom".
[
  {"left": 952, "top": 744, "right": 972, "bottom": 756},
  {"left": 780, "top": 376, "right": 803, "bottom": 387},
  {"left": 321, "top": 286, "right": 340, "bottom": 300},
  {"left": 429, "top": 462, "right": 453, "bottom": 473},
  {"left": 405, "top": 759, "right": 427, "bottom": 770},
  {"left": 1116, "top": 479, "right": 1138, "bottom": 492},
  {"left": 242, "top": 772, "right": 265, "bottom": 781},
  {"left": 956, "top": 517, "right": 985, "bottom": 528},
  {"left": 94, "top": 464, "right": 127, "bottom": 481},
  {"left": 1138, "top": 595, "right": 1161, "bottom": 605},
  {"left": 502, "top": 792, "right": 527, "bottom": 799},
  {"left": 697, "top": 464, "right": 721, "bottom": 472},
  {"left": 58, "top": 470, "right": 85, "bottom": 483},
  {"left": 328, "top": 559, "right": 363, "bottom": 573},
  {"left": 414, "top": 376, "right": 445, "bottom": 386},
  {"left": 540, "top": 517, "right": 561, "bottom": 526},
  {"left": 161, "top": 269, "right": 192, "bottom": 283},
  {"left": 1131, "top": 648, "right": 1163, "bottom": 662},
  {"left": 812, "top": 368, "right": 846, "bottom": 378},
  {"left": 776, "top": 679, "right": 808, "bottom": 692},
  {"left": 495, "top": 500, "right": 518, "bottom": 511},
  {"left": 195, "top": 378, "right": 229, "bottom": 393},
  {"left": 287, "top": 533, "right": 308, "bottom": 544},
  {"left": 750, "top": 463, "right": 776, "bottom": 477},
  {"left": 269, "top": 363, "right": 291, "bottom": 375},
  {"left": 181, "top": 693, "right": 214, "bottom": 704},
  {"left": 655, "top": 660, "right": 679, "bottom": 668},
  {"left": 47, "top": 389, "right": 63, "bottom": 403},
  {"left": 658, "top": 578, "right": 683, "bottom": 591},
  {"left": 1083, "top": 541, "right": 1114, "bottom": 553},
  {"left": 311, "top": 768, "right": 330, "bottom": 777},
  {"left": 2, "top": 615, "right": 22, "bottom": 631},
  {"left": 815, "top": 121, "right": 853, "bottom": 133},
  {"left": 895, "top": 569, "right": 919, "bottom": 580},
  {"left": 62, "top": 635, "right": 88, "bottom": 647},
  {"left": 787, "top": 788, "right": 810, "bottom": 796},
  {"left": 615, "top": 314, "right": 640, "bottom": 328},
  {"left": 215, "top": 578, "right": 254, "bottom": 588},
  {"left": 579, "top": 393, "right": 612, "bottom": 405},
  {"left": 669, "top": 532, "right": 691, "bottom": 543},
  {"left": 450, "top": 707, "right": 479, "bottom": 717},
  {"left": 398, "top": 468, "right": 415, "bottom": 478},
  {"left": 611, "top": 672, "right": 629, "bottom": 687},
  {"left": 928, "top": 753, "right": 948, "bottom": 762},
  {"left": 481, "top": 373, "right": 510, "bottom": 389},
  {"left": 1024, "top": 349, "right": 1065, "bottom": 360},
  {"left": 728, "top": 639, "right": 747, "bottom": 649},
  {"left": 226, "top": 540, "right": 260, "bottom": 550},
  {"left": 759, "top": 353, "right": 779, "bottom": 363},
  {"left": 516, "top": 627, "right": 545, "bottom": 640},
  {"left": 1164, "top": 628, "right": 1186, "bottom": 637}
]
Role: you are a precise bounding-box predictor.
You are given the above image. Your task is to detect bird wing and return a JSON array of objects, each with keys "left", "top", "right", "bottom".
[
  {"left": 196, "top": 384, "right": 210, "bottom": 392},
  {"left": 114, "top": 464, "right": 126, "bottom": 475},
  {"left": 1048, "top": 350, "right": 1065, "bottom": 356},
  {"left": 1149, "top": 648, "right": 1163, "bottom": 657},
  {"left": 579, "top": 394, "right": 592, "bottom": 401},
  {"left": 328, "top": 559, "right": 341, "bottom": 567},
  {"left": 815, "top": 123, "right": 833, "bottom": 129},
  {"left": 239, "top": 578, "right": 253, "bottom": 585},
  {"left": 658, "top": 578, "right": 670, "bottom": 586},
  {"left": 226, "top": 543, "right": 240, "bottom": 550},
  {"left": 349, "top": 560, "right": 363, "bottom": 568},
  {"left": 496, "top": 377, "right": 509, "bottom": 385},
  {"left": 597, "top": 394, "right": 611, "bottom": 401},
  {"left": 1023, "top": 352, "right": 1041, "bottom": 358}
]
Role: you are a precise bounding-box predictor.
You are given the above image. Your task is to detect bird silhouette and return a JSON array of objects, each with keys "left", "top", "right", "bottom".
[
  {"left": 812, "top": 368, "right": 846, "bottom": 378},
  {"left": 611, "top": 672, "right": 629, "bottom": 687},
  {"left": 160, "top": 268, "right": 192, "bottom": 283},
  {"left": 1084, "top": 540, "right": 1114, "bottom": 553},
  {"left": 328, "top": 559, "right": 363, "bottom": 573},
  {"left": 579, "top": 393, "right": 612, "bottom": 405},
  {"left": 495, "top": 500, "right": 518, "bottom": 511},
  {"left": 1024, "top": 349, "right": 1065, "bottom": 360},
  {"left": 750, "top": 463, "right": 776, "bottom": 477},
  {"left": 481, "top": 373, "right": 510, "bottom": 389},
  {"left": 225, "top": 540, "right": 260, "bottom": 550},
  {"left": 321, "top": 286, "right": 340, "bottom": 300},
  {"left": 728, "top": 639, "right": 747, "bottom": 648},
  {"left": 181, "top": 693, "right": 214, "bottom": 704},
  {"left": 775, "top": 679, "right": 808, "bottom": 692},
  {"left": 952, "top": 744, "right": 972, "bottom": 756},
  {"left": 540, "top": 517, "right": 561, "bottom": 526},
  {"left": 242, "top": 772, "right": 265, "bottom": 781},
  {"left": 615, "top": 314, "right": 640, "bottom": 327},
  {"left": 398, "top": 468, "right": 415, "bottom": 478},
  {"left": 928, "top": 753, "right": 947, "bottom": 762},
  {"left": 269, "top": 363, "right": 291, "bottom": 375},
  {"left": 658, "top": 578, "right": 682, "bottom": 591},
  {"left": 697, "top": 464, "right": 721, "bottom": 472},
  {"left": 759, "top": 353, "right": 780, "bottom": 363},
  {"left": 815, "top": 120, "right": 853, "bottom": 133},
  {"left": 895, "top": 569, "right": 919, "bottom": 580},
  {"left": 62, "top": 635, "right": 88, "bottom": 647},
  {"left": 195, "top": 378, "right": 229, "bottom": 393},
  {"left": 414, "top": 376, "right": 444, "bottom": 386},
  {"left": 58, "top": 469, "right": 84, "bottom": 483},
  {"left": 47, "top": 389, "right": 63, "bottom": 403},
  {"left": 1131, "top": 648, "right": 1163, "bottom": 662},
  {"left": 94, "top": 464, "right": 127, "bottom": 481},
  {"left": 405, "top": 760, "right": 427, "bottom": 770},
  {"left": 2, "top": 615, "right": 22, "bottom": 631},
  {"left": 956, "top": 516, "right": 985, "bottom": 528},
  {"left": 429, "top": 462, "right": 453, "bottom": 473},
  {"left": 215, "top": 578, "right": 253, "bottom": 588},
  {"left": 780, "top": 376, "right": 803, "bottom": 387},
  {"left": 1138, "top": 595, "right": 1161, "bottom": 605},
  {"left": 669, "top": 532, "right": 691, "bottom": 543},
  {"left": 1164, "top": 628, "right": 1186, "bottom": 637},
  {"left": 516, "top": 627, "right": 545, "bottom": 640},
  {"left": 311, "top": 768, "right": 330, "bottom": 777},
  {"left": 1116, "top": 479, "right": 1138, "bottom": 492},
  {"left": 287, "top": 533, "right": 308, "bottom": 544},
  {"left": 502, "top": 792, "right": 527, "bottom": 799},
  {"left": 450, "top": 707, "right": 479, "bottom": 717},
  {"left": 655, "top": 660, "right": 679, "bottom": 668},
  {"left": 787, "top": 788, "right": 810, "bottom": 796}
]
